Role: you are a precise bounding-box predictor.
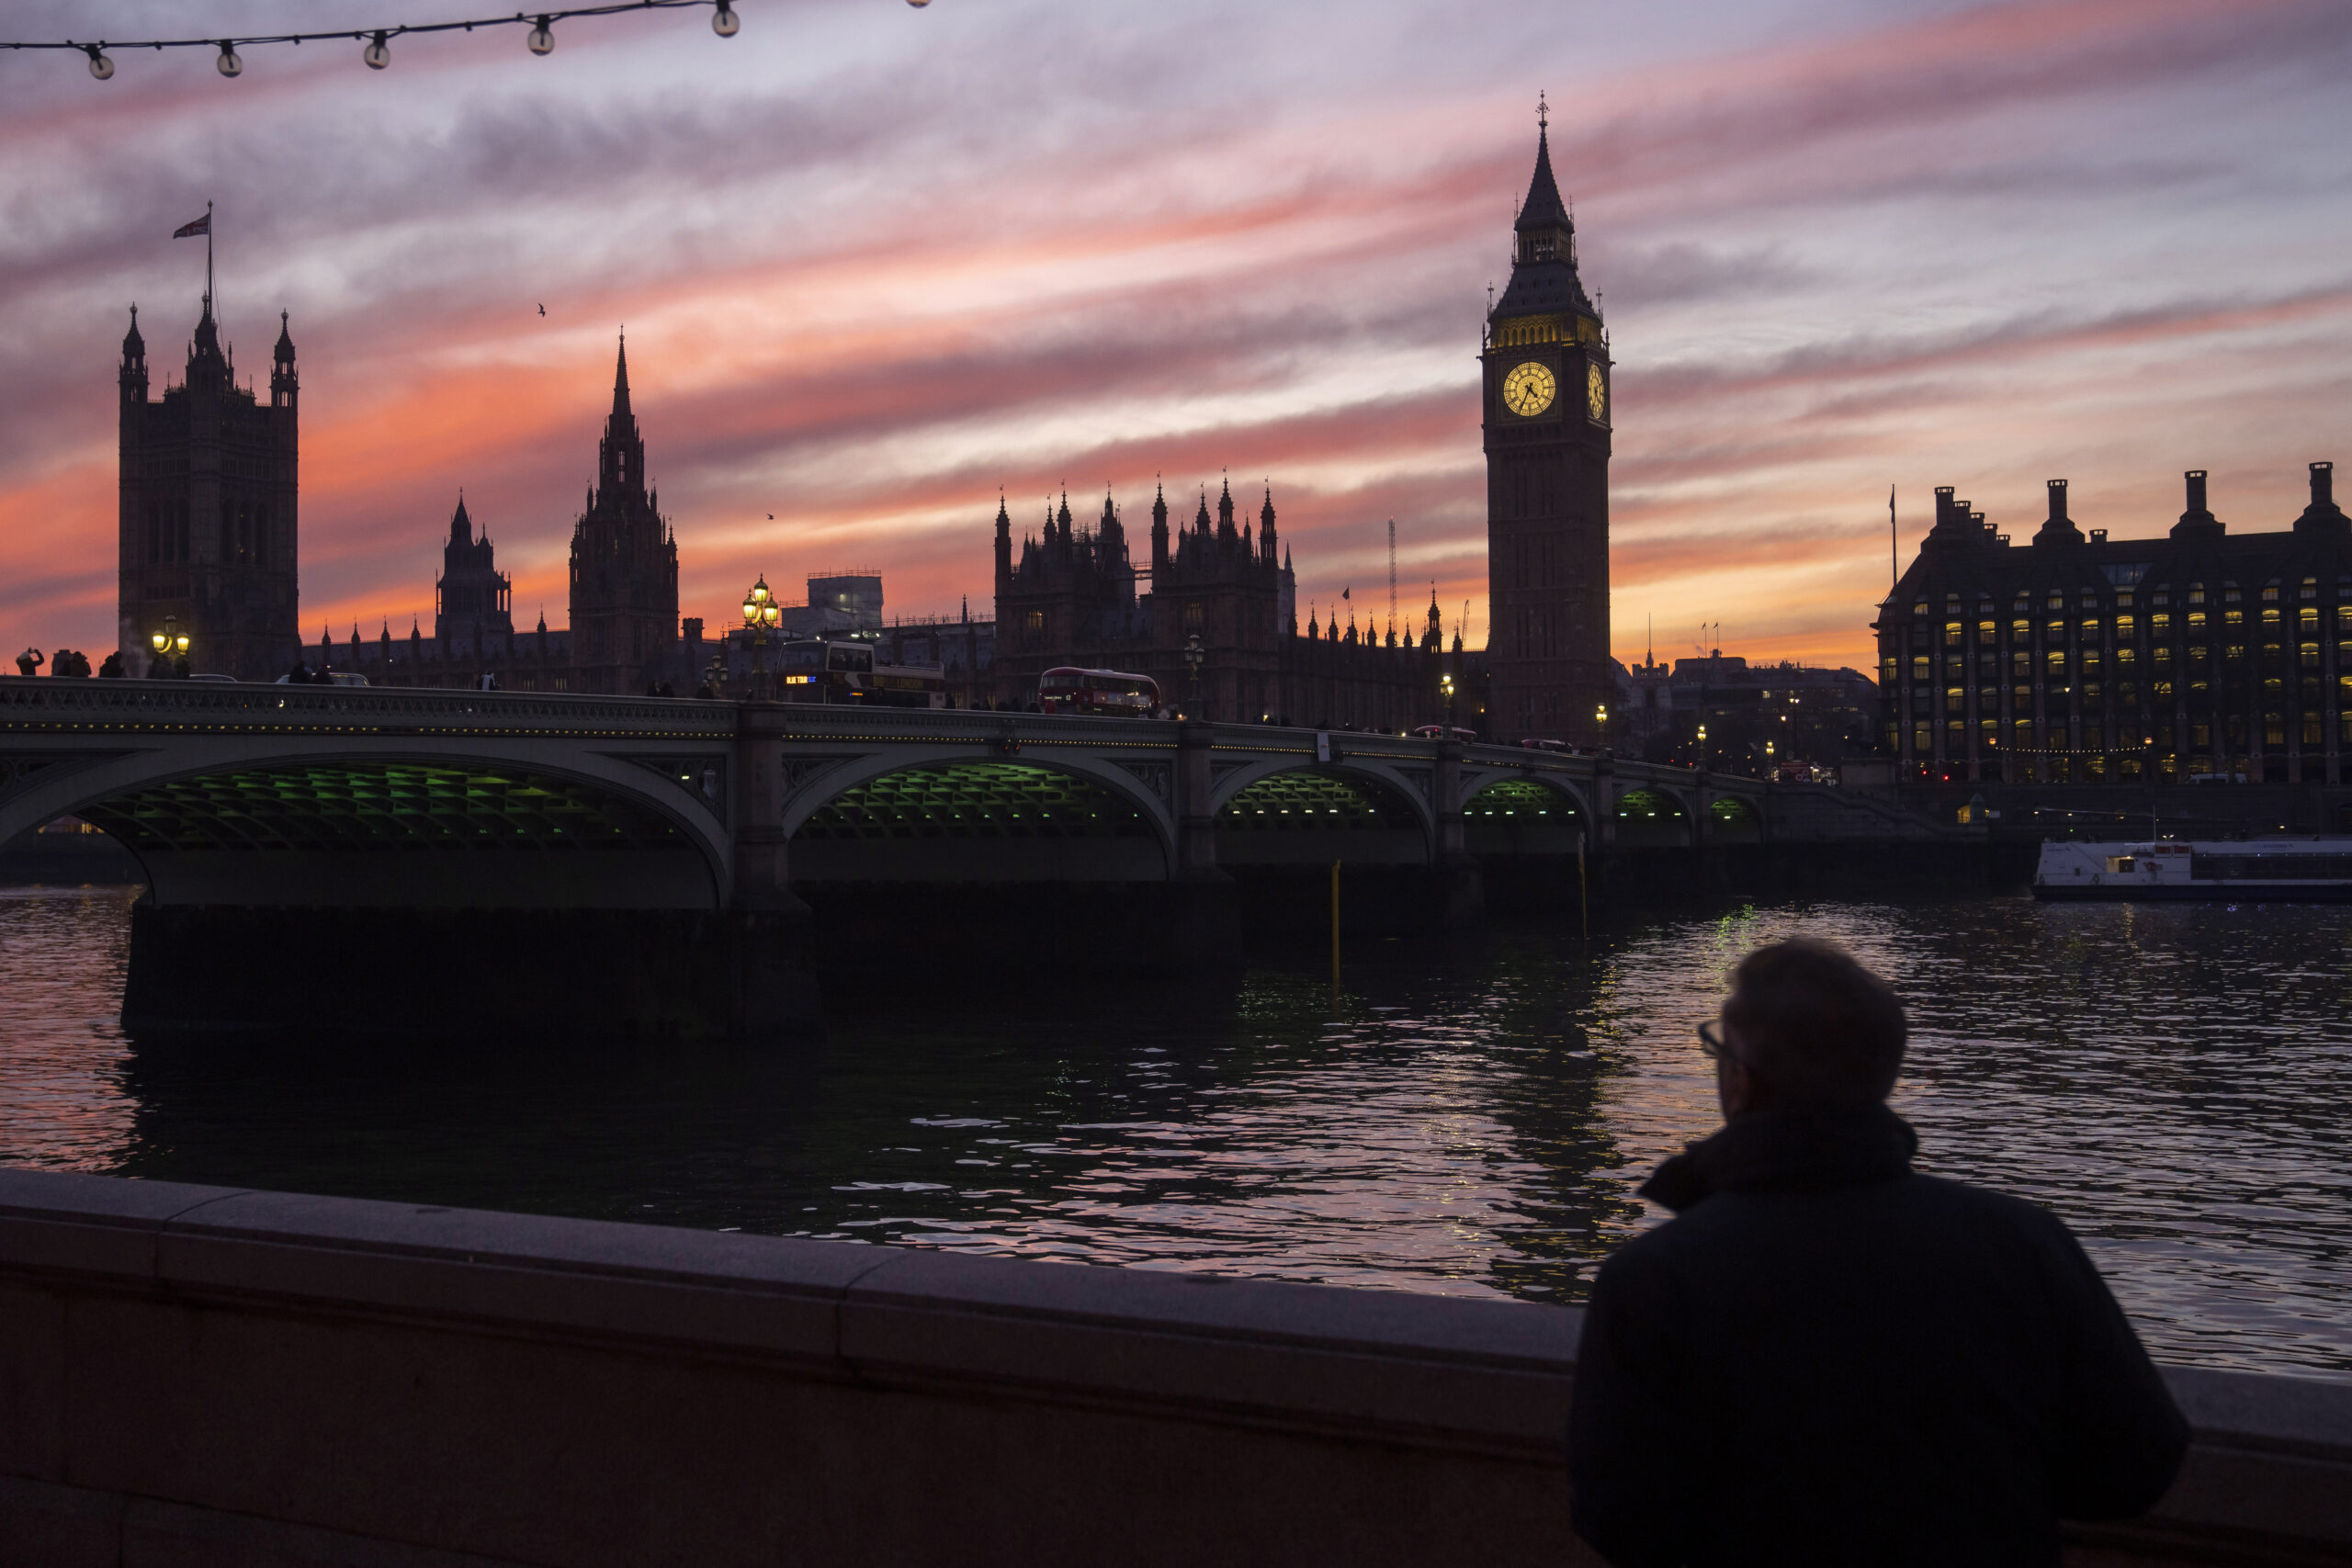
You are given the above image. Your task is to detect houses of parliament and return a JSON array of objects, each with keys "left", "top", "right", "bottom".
[
  {"left": 107, "top": 121, "right": 1614, "bottom": 739},
  {"left": 985, "top": 119, "right": 1611, "bottom": 739},
  {"left": 117, "top": 308, "right": 682, "bottom": 694}
]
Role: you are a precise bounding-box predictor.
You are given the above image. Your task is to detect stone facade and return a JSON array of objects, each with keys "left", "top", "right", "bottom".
[
  {"left": 1878, "top": 465, "right": 2352, "bottom": 784},
  {"left": 989, "top": 483, "right": 1445, "bottom": 729},
  {"left": 117, "top": 296, "right": 301, "bottom": 681},
  {"left": 567, "top": 338, "right": 680, "bottom": 695}
]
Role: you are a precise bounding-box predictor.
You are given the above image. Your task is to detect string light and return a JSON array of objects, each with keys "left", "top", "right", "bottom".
[{"left": 3, "top": 1, "right": 876, "bottom": 80}]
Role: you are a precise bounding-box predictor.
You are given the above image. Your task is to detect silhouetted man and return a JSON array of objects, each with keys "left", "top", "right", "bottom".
[{"left": 1568, "top": 938, "right": 2186, "bottom": 1567}]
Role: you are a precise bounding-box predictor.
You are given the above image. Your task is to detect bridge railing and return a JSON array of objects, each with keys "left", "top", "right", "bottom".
[{"left": 0, "top": 677, "right": 732, "bottom": 739}]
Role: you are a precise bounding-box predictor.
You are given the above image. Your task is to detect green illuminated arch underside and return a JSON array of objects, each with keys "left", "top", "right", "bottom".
[
  {"left": 796, "top": 762, "right": 1150, "bottom": 840},
  {"left": 1217, "top": 770, "right": 1410, "bottom": 830},
  {"left": 1614, "top": 787, "right": 1687, "bottom": 820},
  {"left": 1465, "top": 777, "right": 1580, "bottom": 818},
  {"left": 79, "top": 764, "right": 681, "bottom": 853}
]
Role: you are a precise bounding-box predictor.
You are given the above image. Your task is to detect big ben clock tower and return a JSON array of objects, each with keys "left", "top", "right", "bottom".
[{"left": 1483, "top": 103, "right": 1610, "bottom": 744}]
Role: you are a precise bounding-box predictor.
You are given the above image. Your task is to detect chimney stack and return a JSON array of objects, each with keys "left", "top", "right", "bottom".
[
  {"left": 2046, "top": 479, "right": 2067, "bottom": 522},
  {"left": 2313, "top": 462, "right": 2334, "bottom": 511},
  {"left": 2185, "top": 469, "right": 2208, "bottom": 514}
]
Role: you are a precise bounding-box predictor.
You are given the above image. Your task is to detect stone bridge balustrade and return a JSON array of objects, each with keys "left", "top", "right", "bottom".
[{"left": 0, "top": 677, "right": 1769, "bottom": 907}]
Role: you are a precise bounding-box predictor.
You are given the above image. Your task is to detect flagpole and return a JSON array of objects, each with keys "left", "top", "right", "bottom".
[
  {"left": 206, "top": 200, "right": 214, "bottom": 313},
  {"left": 1889, "top": 485, "right": 1897, "bottom": 590}
]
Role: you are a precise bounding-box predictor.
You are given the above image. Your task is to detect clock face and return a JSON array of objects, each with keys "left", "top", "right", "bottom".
[
  {"left": 1587, "top": 362, "right": 1607, "bottom": 422},
  {"left": 1501, "top": 360, "right": 1556, "bottom": 418}
]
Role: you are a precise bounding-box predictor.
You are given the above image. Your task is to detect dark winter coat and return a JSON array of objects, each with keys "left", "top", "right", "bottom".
[{"left": 1566, "top": 1103, "right": 2188, "bottom": 1567}]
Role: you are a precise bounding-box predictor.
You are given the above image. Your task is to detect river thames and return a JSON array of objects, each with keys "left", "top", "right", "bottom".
[{"left": 3, "top": 883, "right": 2346, "bottom": 1382}]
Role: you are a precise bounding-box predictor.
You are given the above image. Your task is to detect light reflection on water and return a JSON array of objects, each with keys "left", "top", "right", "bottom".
[{"left": 1, "top": 884, "right": 2346, "bottom": 1380}]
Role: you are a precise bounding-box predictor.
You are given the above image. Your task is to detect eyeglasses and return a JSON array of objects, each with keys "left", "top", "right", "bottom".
[{"left": 1697, "top": 1020, "right": 1745, "bottom": 1067}]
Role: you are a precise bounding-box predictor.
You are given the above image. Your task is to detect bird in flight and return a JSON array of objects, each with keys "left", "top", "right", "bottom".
[{"left": 537, "top": 303, "right": 546, "bottom": 316}]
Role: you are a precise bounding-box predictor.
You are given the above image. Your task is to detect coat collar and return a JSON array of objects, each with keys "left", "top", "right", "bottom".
[{"left": 1638, "top": 1102, "right": 1917, "bottom": 1213}]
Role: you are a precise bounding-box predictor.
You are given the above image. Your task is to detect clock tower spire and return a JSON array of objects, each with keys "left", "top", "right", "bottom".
[{"left": 1483, "top": 100, "right": 1611, "bottom": 743}]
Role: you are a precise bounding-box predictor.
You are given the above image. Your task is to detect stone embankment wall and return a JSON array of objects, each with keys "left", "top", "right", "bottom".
[{"left": 0, "top": 1171, "right": 2344, "bottom": 1567}]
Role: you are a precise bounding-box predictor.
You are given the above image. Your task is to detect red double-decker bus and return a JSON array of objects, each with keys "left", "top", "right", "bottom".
[{"left": 1037, "top": 667, "right": 1159, "bottom": 716}]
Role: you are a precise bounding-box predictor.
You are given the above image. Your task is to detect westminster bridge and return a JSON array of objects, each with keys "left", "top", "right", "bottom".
[{"left": 0, "top": 678, "right": 1951, "bottom": 1034}]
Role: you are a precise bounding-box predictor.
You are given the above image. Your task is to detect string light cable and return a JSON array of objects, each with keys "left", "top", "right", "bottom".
[{"left": 13, "top": 0, "right": 929, "bottom": 81}]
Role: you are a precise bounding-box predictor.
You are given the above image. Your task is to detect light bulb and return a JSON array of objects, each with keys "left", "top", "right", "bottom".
[
  {"left": 216, "top": 41, "right": 243, "bottom": 77},
  {"left": 85, "top": 45, "right": 115, "bottom": 80},
  {"left": 713, "top": 2, "right": 741, "bottom": 36},
  {"left": 364, "top": 31, "right": 390, "bottom": 69},
  {"left": 526, "top": 17, "right": 555, "bottom": 54}
]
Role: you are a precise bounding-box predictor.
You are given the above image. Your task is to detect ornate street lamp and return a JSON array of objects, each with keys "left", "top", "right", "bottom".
[
  {"left": 741, "top": 574, "right": 781, "bottom": 697},
  {"left": 1696, "top": 722, "right": 1709, "bottom": 771},
  {"left": 1440, "top": 670, "right": 1456, "bottom": 733},
  {"left": 1182, "top": 632, "right": 1204, "bottom": 717},
  {"left": 150, "top": 615, "right": 189, "bottom": 677}
]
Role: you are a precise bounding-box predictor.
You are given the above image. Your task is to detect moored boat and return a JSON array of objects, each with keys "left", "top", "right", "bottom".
[{"left": 2034, "top": 838, "right": 2352, "bottom": 901}]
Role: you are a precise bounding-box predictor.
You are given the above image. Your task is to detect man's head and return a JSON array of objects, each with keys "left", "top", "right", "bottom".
[{"left": 1714, "top": 938, "right": 1905, "bottom": 1118}]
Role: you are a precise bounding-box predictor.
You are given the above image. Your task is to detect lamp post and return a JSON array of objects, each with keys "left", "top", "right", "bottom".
[
  {"left": 741, "top": 575, "right": 781, "bottom": 698},
  {"left": 1441, "top": 671, "right": 1457, "bottom": 734},
  {"left": 1594, "top": 702, "right": 1608, "bottom": 750},
  {"left": 704, "top": 651, "right": 729, "bottom": 699},
  {"left": 1696, "top": 722, "right": 1708, "bottom": 772},
  {"left": 150, "top": 615, "right": 188, "bottom": 678},
  {"left": 1182, "top": 632, "right": 1204, "bottom": 718}
]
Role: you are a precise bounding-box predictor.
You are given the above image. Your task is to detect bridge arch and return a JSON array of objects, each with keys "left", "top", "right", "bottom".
[
  {"left": 1212, "top": 766, "right": 1430, "bottom": 866},
  {"left": 1462, "top": 773, "right": 1590, "bottom": 857},
  {"left": 1613, "top": 784, "right": 1694, "bottom": 850},
  {"left": 1706, "top": 793, "right": 1764, "bottom": 844},
  {"left": 785, "top": 757, "right": 1170, "bottom": 882},
  {"left": 0, "top": 740, "right": 733, "bottom": 908}
]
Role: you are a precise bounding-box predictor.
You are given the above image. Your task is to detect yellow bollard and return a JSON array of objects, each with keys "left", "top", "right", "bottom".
[
  {"left": 1577, "top": 837, "right": 1589, "bottom": 942},
  {"left": 1330, "top": 858, "right": 1341, "bottom": 1001}
]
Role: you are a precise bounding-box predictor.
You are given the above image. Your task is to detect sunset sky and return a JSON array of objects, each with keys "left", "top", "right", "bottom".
[{"left": 3, "top": 0, "right": 2348, "bottom": 672}]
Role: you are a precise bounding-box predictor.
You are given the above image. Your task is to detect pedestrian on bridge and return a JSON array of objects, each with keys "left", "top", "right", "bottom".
[{"left": 1566, "top": 937, "right": 2186, "bottom": 1567}]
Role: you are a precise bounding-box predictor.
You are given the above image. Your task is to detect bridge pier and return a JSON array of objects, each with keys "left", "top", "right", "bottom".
[{"left": 1431, "top": 739, "right": 1485, "bottom": 929}]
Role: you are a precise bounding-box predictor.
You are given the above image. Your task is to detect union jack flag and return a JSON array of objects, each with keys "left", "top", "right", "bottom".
[{"left": 172, "top": 214, "right": 209, "bottom": 239}]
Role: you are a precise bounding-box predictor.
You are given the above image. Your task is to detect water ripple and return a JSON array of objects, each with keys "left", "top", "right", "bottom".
[{"left": 0, "top": 887, "right": 2346, "bottom": 1377}]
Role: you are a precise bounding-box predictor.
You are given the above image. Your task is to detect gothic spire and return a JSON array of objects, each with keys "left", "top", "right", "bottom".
[
  {"left": 611, "top": 333, "right": 632, "bottom": 423},
  {"left": 1517, "top": 117, "right": 1568, "bottom": 232},
  {"left": 1494, "top": 106, "right": 1596, "bottom": 323}
]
